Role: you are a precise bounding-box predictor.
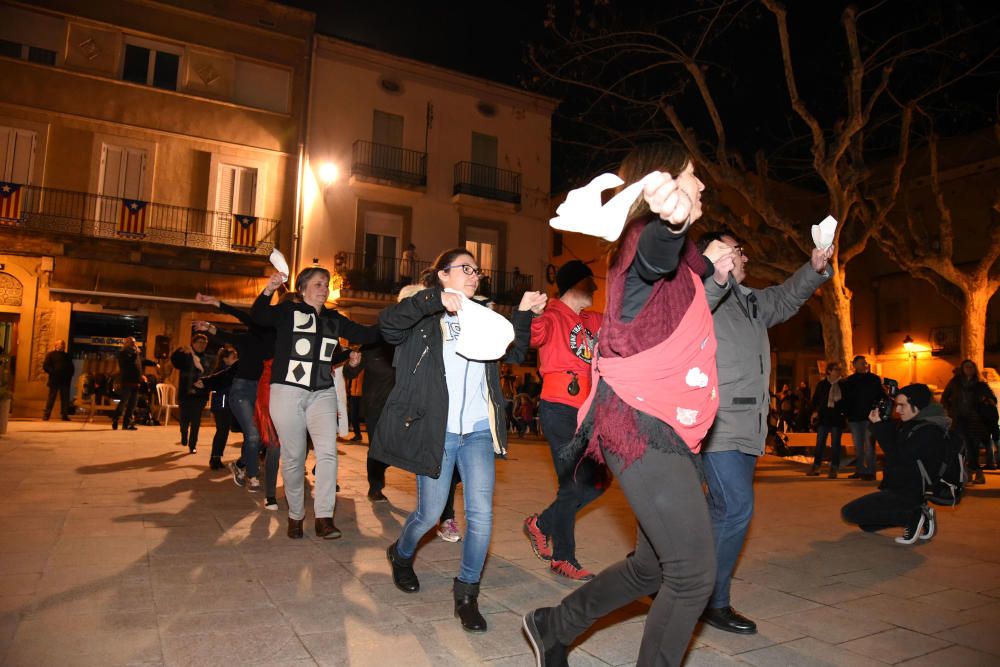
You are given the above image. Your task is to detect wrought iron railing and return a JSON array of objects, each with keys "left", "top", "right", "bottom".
[
  {"left": 351, "top": 140, "right": 428, "bottom": 187},
  {"left": 453, "top": 161, "right": 521, "bottom": 204},
  {"left": 334, "top": 251, "right": 533, "bottom": 306},
  {"left": 0, "top": 184, "right": 280, "bottom": 255}
]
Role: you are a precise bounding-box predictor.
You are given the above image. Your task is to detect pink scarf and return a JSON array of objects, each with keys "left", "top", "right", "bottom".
[{"left": 577, "top": 270, "right": 719, "bottom": 453}]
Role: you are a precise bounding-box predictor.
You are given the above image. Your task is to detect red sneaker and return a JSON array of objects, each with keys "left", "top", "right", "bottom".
[
  {"left": 550, "top": 559, "right": 595, "bottom": 581},
  {"left": 523, "top": 514, "right": 552, "bottom": 561}
]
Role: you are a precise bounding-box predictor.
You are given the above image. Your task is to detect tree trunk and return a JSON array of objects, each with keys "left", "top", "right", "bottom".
[
  {"left": 961, "top": 288, "right": 990, "bottom": 369},
  {"left": 818, "top": 272, "right": 855, "bottom": 369}
]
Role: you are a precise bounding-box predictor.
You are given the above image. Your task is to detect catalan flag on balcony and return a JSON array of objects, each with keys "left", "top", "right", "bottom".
[
  {"left": 0, "top": 182, "right": 22, "bottom": 224},
  {"left": 118, "top": 199, "right": 147, "bottom": 237},
  {"left": 231, "top": 214, "right": 257, "bottom": 250}
]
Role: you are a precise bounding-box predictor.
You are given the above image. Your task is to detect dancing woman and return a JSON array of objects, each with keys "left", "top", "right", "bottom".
[{"left": 524, "top": 142, "right": 736, "bottom": 667}]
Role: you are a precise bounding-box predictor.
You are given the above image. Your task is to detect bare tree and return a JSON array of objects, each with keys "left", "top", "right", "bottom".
[
  {"left": 876, "top": 133, "right": 1000, "bottom": 367},
  {"left": 531, "top": 0, "right": 999, "bottom": 368}
]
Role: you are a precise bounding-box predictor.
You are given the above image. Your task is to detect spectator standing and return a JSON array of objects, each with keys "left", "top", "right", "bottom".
[
  {"left": 841, "top": 356, "right": 884, "bottom": 481},
  {"left": 807, "top": 363, "right": 846, "bottom": 478},
  {"left": 942, "top": 359, "right": 996, "bottom": 485},
  {"left": 42, "top": 340, "right": 74, "bottom": 421},
  {"left": 113, "top": 337, "right": 143, "bottom": 431}
]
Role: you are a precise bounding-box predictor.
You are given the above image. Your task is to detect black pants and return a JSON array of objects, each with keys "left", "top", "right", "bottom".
[
  {"left": 348, "top": 396, "right": 363, "bottom": 437},
  {"left": 263, "top": 445, "right": 281, "bottom": 498},
  {"left": 841, "top": 490, "right": 921, "bottom": 531},
  {"left": 44, "top": 382, "right": 71, "bottom": 419},
  {"left": 113, "top": 385, "right": 138, "bottom": 427},
  {"left": 366, "top": 412, "right": 390, "bottom": 493},
  {"left": 550, "top": 445, "right": 715, "bottom": 667},
  {"left": 537, "top": 400, "right": 606, "bottom": 562},
  {"left": 210, "top": 410, "right": 232, "bottom": 461},
  {"left": 179, "top": 394, "right": 208, "bottom": 451},
  {"left": 439, "top": 469, "right": 462, "bottom": 523}
]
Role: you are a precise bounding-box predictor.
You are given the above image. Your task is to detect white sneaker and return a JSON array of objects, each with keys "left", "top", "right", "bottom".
[
  {"left": 264, "top": 496, "right": 278, "bottom": 511},
  {"left": 895, "top": 513, "right": 926, "bottom": 545},
  {"left": 919, "top": 506, "right": 936, "bottom": 540},
  {"left": 437, "top": 519, "right": 462, "bottom": 543},
  {"left": 247, "top": 477, "right": 261, "bottom": 492}
]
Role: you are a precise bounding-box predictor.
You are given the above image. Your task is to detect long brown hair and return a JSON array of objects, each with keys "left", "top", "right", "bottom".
[
  {"left": 420, "top": 247, "right": 473, "bottom": 288},
  {"left": 606, "top": 142, "right": 693, "bottom": 268}
]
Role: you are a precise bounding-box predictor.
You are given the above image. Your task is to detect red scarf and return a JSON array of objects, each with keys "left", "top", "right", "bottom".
[{"left": 577, "top": 270, "right": 719, "bottom": 453}]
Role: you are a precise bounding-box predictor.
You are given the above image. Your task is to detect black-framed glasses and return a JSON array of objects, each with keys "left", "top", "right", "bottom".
[
  {"left": 443, "top": 263, "right": 483, "bottom": 277},
  {"left": 733, "top": 245, "right": 745, "bottom": 257}
]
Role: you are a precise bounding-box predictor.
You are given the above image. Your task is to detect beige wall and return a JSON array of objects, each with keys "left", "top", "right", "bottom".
[{"left": 301, "top": 37, "right": 557, "bottom": 288}]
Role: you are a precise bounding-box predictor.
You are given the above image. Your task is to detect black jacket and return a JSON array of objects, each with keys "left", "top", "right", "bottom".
[
  {"left": 840, "top": 371, "right": 883, "bottom": 422},
  {"left": 210, "top": 302, "right": 275, "bottom": 382},
  {"left": 343, "top": 338, "right": 396, "bottom": 428},
  {"left": 170, "top": 347, "right": 210, "bottom": 397},
  {"left": 198, "top": 362, "right": 238, "bottom": 411},
  {"left": 370, "top": 288, "right": 532, "bottom": 477},
  {"left": 251, "top": 292, "right": 378, "bottom": 391},
  {"left": 810, "top": 378, "right": 846, "bottom": 428},
  {"left": 870, "top": 404, "right": 949, "bottom": 503},
  {"left": 118, "top": 347, "right": 143, "bottom": 385},
  {"left": 43, "top": 350, "right": 74, "bottom": 386}
]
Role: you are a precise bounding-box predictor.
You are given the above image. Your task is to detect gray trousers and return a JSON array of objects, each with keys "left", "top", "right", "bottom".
[{"left": 269, "top": 384, "right": 339, "bottom": 521}]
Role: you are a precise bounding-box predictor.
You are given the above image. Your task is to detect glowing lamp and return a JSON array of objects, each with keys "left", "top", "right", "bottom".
[
  {"left": 903, "top": 335, "right": 915, "bottom": 354},
  {"left": 319, "top": 162, "right": 338, "bottom": 184}
]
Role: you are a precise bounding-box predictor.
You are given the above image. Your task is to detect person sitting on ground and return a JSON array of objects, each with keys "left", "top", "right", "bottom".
[{"left": 841, "top": 384, "right": 946, "bottom": 545}]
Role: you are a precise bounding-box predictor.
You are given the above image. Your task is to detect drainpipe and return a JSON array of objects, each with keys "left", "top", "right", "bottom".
[{"left": 291, "top": 30, "right": 316, "bottom": 279}]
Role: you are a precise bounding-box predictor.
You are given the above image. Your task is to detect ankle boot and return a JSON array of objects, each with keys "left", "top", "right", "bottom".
[
  {"left": 453, "top": 578, "right": 487, "bottom": 633},
  {"left": 287, "top": 517, "right": 304, "bottom": 539},
  {"left": 386, "top": 541, "right": 419, "bottom": 592}
]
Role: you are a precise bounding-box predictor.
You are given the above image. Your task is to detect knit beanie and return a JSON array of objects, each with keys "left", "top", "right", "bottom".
[
  {"left": 556, "top": 260, "right": 593, "bottom": 296},
  {"left": 899, "top": 383, "right": 932, "bottom": 411}
]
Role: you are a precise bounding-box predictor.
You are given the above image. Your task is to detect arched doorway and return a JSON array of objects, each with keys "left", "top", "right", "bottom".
[{"left": 0, "top": 272, "right": 23, "bottom": 391}]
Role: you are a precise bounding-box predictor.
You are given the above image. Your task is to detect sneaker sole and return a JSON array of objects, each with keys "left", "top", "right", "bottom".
[
  {"left": 437, "top": 531, "right": 461, "bottom": 543},
  {"left": 264, "top": 504, "right": 278, "bottom": 511},
  {"left": 550, "top": 567, "right": 594, "bottom": 582},
  {"left": 522, "top": 613, "right": 544, "bottom": 667}
]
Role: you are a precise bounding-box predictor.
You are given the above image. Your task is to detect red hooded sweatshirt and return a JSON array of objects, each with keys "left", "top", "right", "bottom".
[{"left": 530, "top": 298, "right": 603, "bottom": 409}]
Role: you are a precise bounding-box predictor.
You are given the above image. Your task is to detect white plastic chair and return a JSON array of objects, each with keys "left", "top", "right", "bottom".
[{"left": 156, "top": 383, "right": 179, "bottom": 426}]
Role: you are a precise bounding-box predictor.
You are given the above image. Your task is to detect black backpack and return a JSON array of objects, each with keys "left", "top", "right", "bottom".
[{"left": 915, "top": 424, "right": 966, "bottom": 506}]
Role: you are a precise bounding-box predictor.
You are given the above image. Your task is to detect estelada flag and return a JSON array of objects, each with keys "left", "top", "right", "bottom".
[
  {"left": 0, "top": 182, "right": 22, "bottom": 223},
  {"left": 118, "top": 199, "right": 147, "bottom": 237},
  {"left": 232, "top": 214, "right": 257, "bottom": 250}
]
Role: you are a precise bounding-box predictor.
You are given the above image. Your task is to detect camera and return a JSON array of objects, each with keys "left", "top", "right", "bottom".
[{"left": 873, "top": 378, "right": 899, "bottom": 421}]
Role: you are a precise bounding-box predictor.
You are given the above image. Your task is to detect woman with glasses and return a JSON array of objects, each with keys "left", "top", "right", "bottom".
[{"left": 374, "top": 248, "right": 545, "bottom": 633}]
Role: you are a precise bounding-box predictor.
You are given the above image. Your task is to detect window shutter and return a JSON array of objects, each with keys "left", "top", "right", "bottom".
[{"left": 216, "top": 164, "right": 236, "bottom": 214}]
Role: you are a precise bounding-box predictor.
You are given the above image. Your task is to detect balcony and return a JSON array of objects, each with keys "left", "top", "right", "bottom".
[
  {"left": 351, "top": 140, "right": 427, "bottom": 189},
  {"left": 453, "top": 162, "right": 521, "bottom": 205},
  {"left": 0, "top": 184, "right": 279, "bottom": 255},
  {"left": 333, "top": 251, "right": 533, "bottom": 306}
]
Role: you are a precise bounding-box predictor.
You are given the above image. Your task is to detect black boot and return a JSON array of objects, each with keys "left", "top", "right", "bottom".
[
  {"left": 453, "top": 578, "right": 487, "bottom": 633},
  {"left": 386, "top": 542, "right": 419, "bottom": 593}
]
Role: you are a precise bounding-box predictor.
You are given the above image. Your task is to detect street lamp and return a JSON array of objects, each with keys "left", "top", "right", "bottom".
[
  {"left": 318, "top": 162, "right": 338, "bottom": 185},
  {"left": 903, "top": 335, "right": 917, "bottom": 382}
]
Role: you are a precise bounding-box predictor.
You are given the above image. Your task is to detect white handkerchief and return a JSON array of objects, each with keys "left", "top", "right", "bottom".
[
  {"left": 811, "top": 215, "right": 837, "bottom": 250},
  {"left": 444, "top": 289, "right": 515, "bottom": 361},
  {"left": 269, "top": 249, "right": 290, "bottom": 282},
  {"left": 550, "top": 171, "right": 663, "bottom": 242}
]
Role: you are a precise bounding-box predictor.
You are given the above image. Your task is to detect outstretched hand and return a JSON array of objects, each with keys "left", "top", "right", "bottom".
[
  {"left": 263, "top": 272, "right": 285, "bottom": 296},
  {"left": 811, "top": 244, "right": 834, "bottom": 273},
  {"left": 195, "top": 293, "right": 220, "bottom": 307},
  {"left": 517, "top": 291, "right": 548, "bottom": 313}
]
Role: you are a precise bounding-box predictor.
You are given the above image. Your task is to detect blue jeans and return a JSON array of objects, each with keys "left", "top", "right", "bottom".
[
  {"left": 703, "top": 449, "right": 758, "bottom": 609},
  {"left": 397, "top": 430, "right": 495, "bottom": 584},
  {"left": 812, "top": 425, "right": 843, "bottom": 469},
  {"left": 229, "top": 378, "right": 261, "bottom": 478},
  {"left": 848, "top": 420, "right": 875, "bottom": 475}
]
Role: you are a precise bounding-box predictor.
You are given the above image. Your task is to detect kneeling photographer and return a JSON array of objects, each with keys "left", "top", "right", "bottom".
[{"left": 841, "top": 384, "right": 948, "bottom": 545}]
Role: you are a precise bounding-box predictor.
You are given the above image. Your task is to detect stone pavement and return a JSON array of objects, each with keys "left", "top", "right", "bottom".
[{"left": 1, "top": 420, "right": 999, "bottom": 667}]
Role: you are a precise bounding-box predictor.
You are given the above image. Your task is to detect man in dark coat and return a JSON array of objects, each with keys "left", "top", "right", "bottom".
[
  {"left": 42, "top": 340, "right": 74, "bottom": 421},
  {"left": 170, "top": 333, "right": 211, "bottom": 453},
  {"left": 840, "top": 355, "right": 884, "bottom": 480},
  {"left": 112, "top": 337, "right": 143, "bottom": 430}
]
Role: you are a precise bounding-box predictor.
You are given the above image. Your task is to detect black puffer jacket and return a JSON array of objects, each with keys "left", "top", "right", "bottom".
[
  {"left": 870, "top": 403, "right": 949, "bottom": 503},
  {"left": 370, "top": 288, "right": 532, "bottom": 478}
]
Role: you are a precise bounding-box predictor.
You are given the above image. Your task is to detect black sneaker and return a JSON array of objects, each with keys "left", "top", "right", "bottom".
[
  {"left": 523, "top": 608, "right": 569, "bottom": 667},
  {"left": 895, "top": 512, "right": 926, "bottom": 545},
  {"left": 229, "top": 461, "right": 246, "bottom": 487}
]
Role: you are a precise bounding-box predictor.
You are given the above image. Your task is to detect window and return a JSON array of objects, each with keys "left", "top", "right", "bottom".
[
  {"left": 464, "top": 226, "right": 499, "bottom": 275},
  {"left": 373, "top": 110, "right": 404, "bottom": 147},
  {"left": 0, "top": 38, "right": 56, "bottom": 66},
  {"left": 471, "top": 132, "right": 497, "bottom": 167},
  {"left": 216, "top": 164, "right": 257, "bottom": 217},
  {"left": 121, "top": 39, "right": 180, "bottom": 90},
  {"left": 97, "top": 144, "right": 146, "bottom": 221},
  {"left": 232, "top": 59, "right": 290, "bottom": 113},
  {"left": 0, "top": 126, "right": 37, "bottom": 184}
]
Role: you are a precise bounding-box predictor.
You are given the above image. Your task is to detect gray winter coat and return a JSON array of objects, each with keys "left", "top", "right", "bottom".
[{"left": 701, "top": 261, "right": 831, "bottom": 456}]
